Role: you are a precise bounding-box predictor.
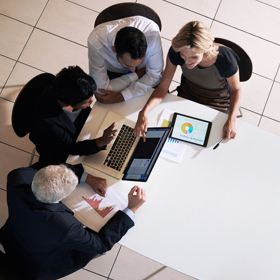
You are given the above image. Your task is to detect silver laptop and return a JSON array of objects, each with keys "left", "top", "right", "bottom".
[{"left": 83, "top": 111, "right": 171, "bottom": 181}]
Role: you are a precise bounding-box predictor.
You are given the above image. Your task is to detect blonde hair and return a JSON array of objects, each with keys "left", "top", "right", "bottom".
[
  {"left": 172, "top": 21, "right": 218, "bottom": 60},
  {"left": 31, "top": 165, "right": 78, "bottom": 203}
]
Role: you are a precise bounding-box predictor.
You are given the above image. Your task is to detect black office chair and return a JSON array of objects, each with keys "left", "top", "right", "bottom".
[
  {"left": 94, "top": 3, "right": 162, "bottom": 31},
  {"left": 214, "top": 38, "right": 253, "bottom": 82},
  {"left": 214, "top": 38, "right": 253, "bottom": 117},
  {"left": 12, "top": 73, "right": 55, "bottom": 165}
]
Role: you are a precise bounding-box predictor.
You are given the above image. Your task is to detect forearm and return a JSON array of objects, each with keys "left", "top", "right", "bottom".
[
  {"left": 141, "top": 85, "right": 168, "bottom": 116},
  {"left": 228, "top": 88, "right": 241, "bottom": 121},
  {"left": 104, "top": 73, "right": 138, "bottom": 93},
  {"left": 121, "top": 71, "right": 162, "bottom": 101}
]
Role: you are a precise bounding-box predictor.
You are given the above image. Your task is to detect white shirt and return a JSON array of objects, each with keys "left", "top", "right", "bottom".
[{"left": 87, "top": 16, "right": 164, "bottom": 101}]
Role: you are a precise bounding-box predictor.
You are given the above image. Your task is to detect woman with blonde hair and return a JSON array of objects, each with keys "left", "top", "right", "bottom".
[{"left": 134, "top": 21, "right": 241, "bottom": 140}]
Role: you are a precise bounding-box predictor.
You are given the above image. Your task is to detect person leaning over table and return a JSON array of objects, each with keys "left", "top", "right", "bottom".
[
  {"left": 29, "top": 65, "right": 117, "bottom": 163},
  {"left": 133, "top": 21, "right": 241, "bottom": 141},
  {"left": 0, "top": 161, "right": 146, "bottom": 280},
  {"left": 87, "top": 16, "right": 164, "bottom": 104}
]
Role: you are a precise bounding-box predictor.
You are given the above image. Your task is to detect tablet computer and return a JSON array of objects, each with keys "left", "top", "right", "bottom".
[{"left": 170, "top": 113, "right": 212, "bottom": 147}]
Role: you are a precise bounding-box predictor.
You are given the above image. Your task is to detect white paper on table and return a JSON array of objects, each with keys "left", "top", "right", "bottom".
[
  {"left": 62, "top": 183, "right": 128, "bottom": 232},
  {"left": 157, "top": 108, "right": 187, "bottom": 164}
]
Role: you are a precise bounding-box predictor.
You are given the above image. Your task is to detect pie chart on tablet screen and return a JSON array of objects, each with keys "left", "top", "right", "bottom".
[{"left": 181, "top": 123, "right": 193, "bottom": 134}]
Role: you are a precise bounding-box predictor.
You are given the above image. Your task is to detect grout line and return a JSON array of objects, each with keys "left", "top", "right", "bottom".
[
  {"left": 0, "top": 141, "right": 35, "bottom": 156},
  {"left": 81, "top": 268, "right": 108, "bottom": 279},
  {"left": 107, "top": 245, "right": 122, "bottom": 279},
  {"left": 163, "top": 0, "right": 214, "bottom": 19},
  {"left": 252, "top": 72, "right": 280, "bottom": 83},
  {"left": 213, "top": 20, "right": 280, "bottom": 48},
  {"left": 65, "top": 0, "right": 100, "bottom": 13},
  {"left": 239, "top": 106, "right": 261, "bottom": 116},
  {"left": 12, "top": 61, "right": 46, "bottom": 74},
  {"left": 211, "top": 0, "right": 223, "bottom": 28},
  {"left": 161, "top": 36, "right": 171, "bottom": 42},
  {"left": 258, "top": 63, "right": 280, "bottom": 126},
  {"left": 34, "top": 27, "right": 88, "bottom": 48},
  {"left": 255, "top": 0, "right": 280, "bottom": 10},
  {"left": 0, "top": 13, "right": 34, "bottom": 27},
  {"left": 0, "top": 96, "right": 15, "bottom": 104},
  {"left": 0, "top": 54, "right": 16, "bottom": 62}
]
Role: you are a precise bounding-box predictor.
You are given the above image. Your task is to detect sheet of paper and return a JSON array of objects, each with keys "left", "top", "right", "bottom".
[
  {"left": 157, "top": 108, "right": 187, "bottom": 163},
  {"left": 63, "top": 183, "right": 128, "bottom": 232}
]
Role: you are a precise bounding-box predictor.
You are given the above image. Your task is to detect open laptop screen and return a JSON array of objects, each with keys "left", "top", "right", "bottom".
[{"left": 122, "top": 127, "right": 171, "bottom": 181}]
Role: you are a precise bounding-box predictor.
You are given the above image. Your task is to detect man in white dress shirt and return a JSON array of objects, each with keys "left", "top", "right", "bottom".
[{"left": 87, "top": 16, "right": 164, "bottom": 104}]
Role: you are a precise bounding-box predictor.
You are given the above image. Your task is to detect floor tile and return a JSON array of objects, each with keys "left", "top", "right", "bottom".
[
  {"left": 240, "top": 73, "right": 273, "bottom": 114},
  {"left": 259, "top": 116, "right": 280, "bottom": 136},
  {"left": 70, "top": 0, "right": 134, "bottom": 13},
  {"left": 216, "top": 0, "right": 280, "bottom": 45},
  {"left": 0, "top": 15, "right": 33, "bottom": 60},
  {"left": 148, "top": 266, "right": 195, "bottom": 280},
  {"left": 211, "top": 21, "right": 280, "bottom": 80},
  {"left": 260, "top": 0, "right": 280, "bottom": 9},
  {"left": 1, "top": 62, "right": 43, "bottom": 102},
  {"left": 0, "top": 98, "right": 36, "bottom": 154},
  {"left": 0, "top": 0, "right": 48, "bottom": 26},
  {"left": 263, "top": 81, "right": 280, "bottom": 121},
  {"left": 238, "top": 108, "right": 261, "bottom": 127},
  {"left": 109, "top": 246, "right": 163, "bottom": 280},
  {"left": 161, "top": 38, "right": 182, "bottom": 84},
  {"left": 60, "top": 268, "right": 107, "bottom": 280},
  {"left": 0, "top": 142, "right": 35, "bottom": 191},
  {"left": 169, "top": 0, "right": 221, "bottom": 18},
  {"left": 18, "top": 28, "right": 89, "bottom": 74},
  {"left": 37, "top": 0, "right": 98, "bottom": 47},
  {"left": 84, "top": 243, "right": 121, "bottom": 277},
  {"left": 169, "top": 81, "right": 180, "bottom": 94},
  {"left": 0, "top": 189, "right": 8, "bottom": 227},
  {"left": 0, "top": 56, "right": 16, "bottom": 94},
  {"left": 138, "top": 0, "right": 212, "bottom": 41}
]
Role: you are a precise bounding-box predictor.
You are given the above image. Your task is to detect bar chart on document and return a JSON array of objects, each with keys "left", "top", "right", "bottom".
[
  {"left": 63, "top": 183, "right": 128, "bottom": 232},
  {"left": 157, "top": 108, "right": 187, "bottom": 163}
]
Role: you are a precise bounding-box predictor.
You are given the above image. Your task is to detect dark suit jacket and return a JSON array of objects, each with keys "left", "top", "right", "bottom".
[
  {"left": 0, "top": 164, "right": 134, "bottom": 280},
  {"left": 29, "top": 89, "right": 105, "bottom": 162}
]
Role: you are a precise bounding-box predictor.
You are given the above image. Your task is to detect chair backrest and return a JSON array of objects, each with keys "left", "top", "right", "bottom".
[
  {"left": 214, "top": 38, "right": 253, "bottom": 82},
  {"left": 12, "top": 73, "right": 55, "bottom": 138},
  {"left": 94, "top": 3, "right": 162, "bottom": 31}
]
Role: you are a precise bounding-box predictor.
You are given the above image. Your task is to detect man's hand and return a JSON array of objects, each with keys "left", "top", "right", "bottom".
[
  {"left": 95, "top": 90, "right": 124, "bottom": 104},
  {"left": 223, "top": 119, "right": 237, "bottom": 140},
  {"left": 127, "top": 186, "right": 146, "bottom": 213},
  {"left": 85, "top": 174, "right": 107, "bottom": 197},
  {"left": 96, "top": 122, "right": 117, "bottom": 147},
  {"left": 136, "top": 67, "right": 146, "bottom": 79},
  {"left": 133, "top": 110, "right": 148, "bottom": 142}
]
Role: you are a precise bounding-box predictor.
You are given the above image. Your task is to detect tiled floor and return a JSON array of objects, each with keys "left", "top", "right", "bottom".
[{"left": 1, "top": 0, "right": 280, "bottom": 279}]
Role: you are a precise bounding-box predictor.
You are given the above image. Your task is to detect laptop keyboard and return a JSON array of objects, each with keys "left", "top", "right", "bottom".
[{"left": 103, "top": 124, "right": 136, "bottom": 171}]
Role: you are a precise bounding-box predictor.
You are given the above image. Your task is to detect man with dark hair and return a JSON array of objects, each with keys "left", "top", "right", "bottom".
[
  {"left": 29, "top": 66, "right": 117, "bottom": 165},
  {"left": 88, "top": 16, "right": 164, "bottom": 104},
  {"left": 114, "top": 27, "right": 147, "bottom": 59},
  {"left": 0, "top": 161, "right": 146, "bottom": 280}
]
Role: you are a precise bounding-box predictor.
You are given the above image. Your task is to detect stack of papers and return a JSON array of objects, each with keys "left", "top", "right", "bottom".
[{"left": 63, "top": 183, "right": 128, "bottom": 232}]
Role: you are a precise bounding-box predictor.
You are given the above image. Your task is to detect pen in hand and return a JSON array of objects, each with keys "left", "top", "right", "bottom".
[{"left": 213, "top": 137, "right": 226, "bottom": 150}]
